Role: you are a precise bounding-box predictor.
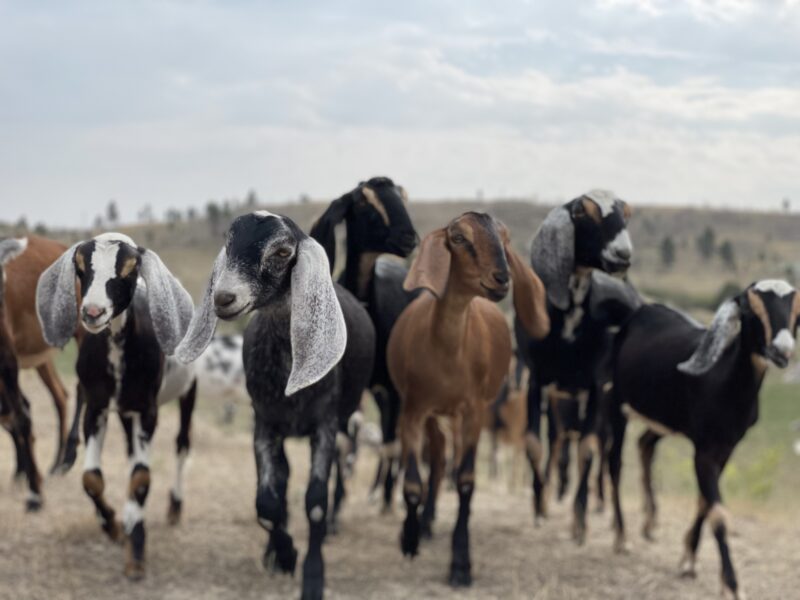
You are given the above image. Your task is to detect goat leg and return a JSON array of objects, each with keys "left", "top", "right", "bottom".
[{"left": 168, "top": 379, "right": 196, "bottom": 525}]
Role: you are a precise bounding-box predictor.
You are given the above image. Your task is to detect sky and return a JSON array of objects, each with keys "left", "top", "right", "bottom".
[{"left": 1, "top": 0, "right": 799, "bottom": 227}]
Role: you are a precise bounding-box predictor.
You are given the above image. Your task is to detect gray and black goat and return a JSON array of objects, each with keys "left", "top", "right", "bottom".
[
  {"left": 176, "top": 211, "right": 375, "bottom": 600},
  {"left": 515, "top": 189, "right": 639, "bottom": 542},
  {"left": 36, "top": 233, "right": 197, "bottom": 579},
  {"left": 608, "top": 280, "right": 799, "bottom": 600}
]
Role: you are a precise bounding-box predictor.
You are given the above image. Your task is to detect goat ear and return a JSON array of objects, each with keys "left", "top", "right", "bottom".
[
  {"left": 531, "top": 207, "right": 574, "bottom": 311},
  {"left": 287, "top": 238, "right": 347, "bottom": 396},
  {"left": 309, "top": 193, "right": 352, "bottom": 273},
  {"left": 139, "top": 249, "right": 195, "bottom": 355},
  {"left": 588, "top": 271, "right": 642, "bottom": 325},
  {"left": 0, "top": 237, "right": 28, "bottom": 265},
  {"left": 404, "top": 228, "right": 450, "bottom": 299},
  {"left": 36, "top": 242, "right": 82, "bottom": 348},
  {"left": 175, "top": 247, "right": 226, "bottom": 363},
  {"left": 505, "top": 240, "right": 550, "bottom": 340},
  {"left": 677, "top": 298, "right": 741, "bottom": 376}
]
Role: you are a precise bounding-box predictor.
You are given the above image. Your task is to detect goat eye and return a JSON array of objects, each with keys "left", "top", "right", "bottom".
[
  {"left": 452, "top": 234, "right": 465, "bottom": 244},
  {"left": 275, "top": 249, "right": 291, "bottom": 259}
]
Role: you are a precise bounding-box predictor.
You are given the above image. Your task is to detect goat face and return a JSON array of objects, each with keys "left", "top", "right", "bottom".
[
  {"left": 741, "top": 280, "right": 799, "bottom": 368},
  {"left": 570, "top": 190, "right": 632, "bottom": 273},
  {"left": 211, "top": 212, "right": 302, "bottom": 320},
  {"left": 447, "top": 212, "right": 511, "bottom": 302},
  {"left": 354, "top": 177, "right": 417, "bottom": 257}
]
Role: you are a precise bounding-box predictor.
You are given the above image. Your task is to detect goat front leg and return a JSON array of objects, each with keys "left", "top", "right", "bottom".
[
  {"left": 449, "top": 410, "right": 481, "bottom": 587},
  {"left": 638, "top": 429, "right": 662, "bottom": 540},
  {"left": 2, "top": 395, "right": 43, "bottom": 511},
  {"left": 81, "top": 403, "right": 121, "bottom": 542},
  {"left": 254, "top": 421, "right": 296, "bottom": 576},
  {"left": 399, "top": 406, "right": 426, "bottom": 557},
  {"left": 60, "top": 383, "right": 85, "bottom": 474},
  {"left": 695, "top": 449, "right": 741, "bottom": 599},
  {"left": 120, "top": 410, "right": 156, "bottom": 580},
  {"left": 524, "top": 379, "right": 547, "bottom": 524},
  {"left": 607, "top": 400, "right": 628, "bottom": 553},
  {"left": 303, "top": 418, "right": 337, "bottom": 600},
  {"left": 420, "top": 417, "right": 446, "bottom": 539},
  {"left": 168, "top": 380, "right": 196, "bottom": 525}
]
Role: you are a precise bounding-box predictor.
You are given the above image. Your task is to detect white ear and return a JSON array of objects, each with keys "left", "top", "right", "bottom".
[
  {"left": 678, "top": 299, "right": 741, "bottom": 376},
  {"left": 287, "top": 238, "right": 347, "bottom": 396},
  {"left": 531, "top": 207, "right": 574, "bottom": 311},
  {"left": 175, "top": 247, "right": 227, "bottom": 363},
  {"left": 139, "top": 249, "right": 195, "bottom": 355},
  {"left": 36, "top": 242, "right": 82, "bottom": 348},
  {"left": 0, "top": 237, "right": 28, "bottom": 265}
]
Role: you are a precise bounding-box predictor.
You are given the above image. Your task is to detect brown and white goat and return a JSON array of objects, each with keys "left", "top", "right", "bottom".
[
  {"left": 388, "top": 212, "right": 549, "bottom": 586},
  {"left": 4, "top": 235, "right": 79, "bottom": 475}
]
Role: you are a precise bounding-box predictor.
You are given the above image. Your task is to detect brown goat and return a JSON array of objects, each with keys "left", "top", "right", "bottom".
[
  {"left": 486, "top": 357, "right": 529, "bottom": 488},
  {"left": 388, "top": 212, "right": 549, "bottom": 586},
  {"left": 5, "top": 235, "right": 79, "bottom": 475}
]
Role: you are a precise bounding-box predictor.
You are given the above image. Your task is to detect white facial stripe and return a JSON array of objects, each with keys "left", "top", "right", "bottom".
[
  {"left": 95, "top": 232, "right": 136, "bottom": 246},
  {"left": 755, "top": 280, "right": 795, "bottom": 297},
  {"left": 254, "top": 210, "right": 277, "bottom": 219},
  {"left": 601, "top": 229, "right": 633, "bottom": 262},
  {"left": 82, "top": 239, "right": 127, "bottom": 318},
  {"left": 773, "top": 329, "right": 795, "bottom": 355},
  {"left": 584, "top": 189, "right": 619, "bottom": 217}
]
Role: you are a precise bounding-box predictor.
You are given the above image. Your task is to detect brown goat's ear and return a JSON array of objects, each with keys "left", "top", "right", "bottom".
[
  {"left": 505, "top": 241, "right": 550, "bottom": 340},
  {"left": 404, "top": 228, "right": 450, "bottom": 299},
  {"left": 620, "top": 200, "right": 632, "bottom": 221}
]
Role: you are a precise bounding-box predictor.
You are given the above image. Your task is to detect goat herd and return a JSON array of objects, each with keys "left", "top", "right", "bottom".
[{"left": 0, "top": 177, "right": 796, "bottom": 600}]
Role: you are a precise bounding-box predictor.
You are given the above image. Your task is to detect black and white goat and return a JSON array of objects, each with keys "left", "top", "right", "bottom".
[
  {"left": 608, "top": 280, "right": 798, "bottom": 599},
  {"left": 36, "top": 233, "right": 196, "bottom": 579},
  {"left": 0, "top": 237, "right": 42, "bottom": 511},
  {"left": 198, "top": 334, "right": 246, "bottom": 423},
  {"left": 310, "top": 176, "right": 417, "bottom": 512},
  {"left": 515, "top": 189, "right": 638, "bottom": 541},
  {"left": 176, "top": 211, "right": 375, "bottom": 600}
]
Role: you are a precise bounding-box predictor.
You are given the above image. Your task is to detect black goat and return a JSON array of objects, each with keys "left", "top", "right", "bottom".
[
  {"left": 176, "top": 211, "right": 375, "bottom": 600},
  {"left": 36, "top": 233, "right": 196, "bottom": 579},
  {"left": 310, "top": 176, "right": 417, "bottom": 514},
  {"left": 609, "top": 280, "right": 799, "bottom": 599},
  {"left": 515, "top": 189, "right": 637, "bottom": 542},
  {"left": 0, "top": 237, "right": 42, "bottom": 511}
]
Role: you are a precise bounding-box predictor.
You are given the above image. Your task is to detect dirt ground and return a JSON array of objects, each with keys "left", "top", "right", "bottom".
[{"left": 1, "top": 374, "right": 799, "bottom": 600}]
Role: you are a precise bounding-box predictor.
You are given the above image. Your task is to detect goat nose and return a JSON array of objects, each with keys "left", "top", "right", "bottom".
[
  {"left": 615, "top": 246, "right": 632, "bottom": 261},
  {"left": 493, "top": 271, "right": 510, "bottom": 286},
  {"left": 83, "top": 305, "right": 106, "bottom": 319},
  {"left": 214, "top": 291, "right": 236, "bottom": 308}
]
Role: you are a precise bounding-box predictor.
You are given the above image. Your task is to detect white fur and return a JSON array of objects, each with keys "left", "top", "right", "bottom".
[
  {"left": 773, "top": 328, "right": 795, "bottom": 356},
  {"left": 122, "top": 499, "right": 144, "bottom": 534},
  {"left": 678, "top": 299, "right": 741, "bottom": 376},
  {"left": 214, "top": 269, "right": 254, "bottom": 316},
  {"left": 561, "top": 272, "right": 591, "bottom": 342},
  {"left": 81, "top": 239, "right": 125, "bottom": 329},
  {"left": 584, "top": 189, "right": 619, "bottom": 217},
  {"left": 128, "top": 412, "right": 150, "bottom": 473},
  {"left": 172, "top": 448, "right": 189, "bottom": 501},
  {"left": 309, "top": 506, "right": 324, "bottom": 522},
  {"left": 253, "top": 210, "right": 277, "bottom": 219},
  {"left": 157, "top": 357, "right": 196, "bottom": 405},
  {"left": 602, "top": 229, "right": 633, "bottom": 264},
  {"left": 755, "top": 279, "right": 794, "bottom": 297},
  {"left": 622, "top": 404, "right": 676, "bottom": 437},
  {"left": 0, "top": 237, "right": 28, "bottom": 266},
  {"left": 83, "top": 411, "right": 108, "bottom": 471}
]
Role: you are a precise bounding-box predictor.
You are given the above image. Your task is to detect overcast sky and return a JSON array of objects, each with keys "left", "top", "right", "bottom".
[{"left": 1, "top": 0, "right": 799, "bottom": 227}]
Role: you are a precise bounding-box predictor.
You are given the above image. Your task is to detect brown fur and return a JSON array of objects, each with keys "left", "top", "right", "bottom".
[
  {"left": 582, "top": 198, "right": 602, "bottom": 224},
  {"left": 747, "top": 289, "right": 772, "bottom": 343}
]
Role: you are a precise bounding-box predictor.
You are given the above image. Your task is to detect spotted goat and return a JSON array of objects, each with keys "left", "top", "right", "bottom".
[
  {"left": 36, "top": 233, "right": 196, "bottom": 579},
  {"left": 608, "top": 280, "right": 799, "bottom": 599},
  {"left": 515, "top": 189, "right": 639, "bottom": 542},
  {"left": 176, "top": 211, "right": 375, "bottom": 600}
]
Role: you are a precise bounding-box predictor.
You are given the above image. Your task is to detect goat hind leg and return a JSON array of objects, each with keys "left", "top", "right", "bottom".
[
  {"left": 36, "top": 360, "right": 69, "bottom": 473},
  {"left": 81, "top": 406, "right": 121, "bottom": 541},
  {"left": 168, "top": 380, "right": 196, "bottom": 525},
  {"left": 420, "top": 417, "right": 445, "bottom": 539},
  {"left": 525, "top": 381, "right": 547, "bottom": 524},
  {"left": 638, "top": 429, "right": 661, "bottom": 540},
  {"left": 449, "top": 418, "right": 479, "bottom": 588},
  {"left": 399, "top": 408, "right": 425, "bottom": 557}
]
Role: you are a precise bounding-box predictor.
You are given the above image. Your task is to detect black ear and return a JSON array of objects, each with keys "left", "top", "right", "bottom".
[{"left": 309, "top": 193, "right": 352, "bottom": 273}]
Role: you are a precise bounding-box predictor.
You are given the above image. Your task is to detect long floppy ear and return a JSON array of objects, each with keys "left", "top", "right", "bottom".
[
  {"left": 505, "top": 241, "right": 550, "bottom": 340},
  {"left": 139, "top": 249, "right": 195, "bottom": 355},
  {"left": 678, "top": 298, "right": 741, "bottom": 376},
  {"left": 287, "top": 238, "right": 347, "bottom": 396},
  {"left": 403, "top": 228, "right": 450, "bottom": 299},
  {"left": 531, "top": 207, "right": 574, "bottom": 311},
  {"left": 36, "top": 242, "right": 82, "bottom": 348},
  {"left": 0, "top": 237, "right": 28, "bottom": 265},
  {"left": 175, "top": 247, "right": 227, "bottom": 363},
  {"left": 589, "top": 271, "right": 642, "bottom": 325},
  {"left": 309, "top": 193, "right": 352, "bottom": 273}
]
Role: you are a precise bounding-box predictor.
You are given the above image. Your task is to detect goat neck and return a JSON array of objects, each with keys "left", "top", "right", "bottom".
[
  {"left": 342, "top": 245, "right": 381, "bottom": 301},
  {"left": 430, "top": 273, "right": 475, "bottom": 353}
]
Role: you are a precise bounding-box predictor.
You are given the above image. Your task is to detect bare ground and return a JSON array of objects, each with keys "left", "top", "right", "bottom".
[{"left": 1, "top": 374, "right": 799, "bottom": 600}]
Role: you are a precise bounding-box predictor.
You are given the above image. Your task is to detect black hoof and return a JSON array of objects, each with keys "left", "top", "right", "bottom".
[
  {"left": 301, "top": 579, "right": 323, "bottom": 600},
  {"left": 400, "top": 520, "right": 420, "bottom": 557},
  {"left": 167, "top": 491, "right": 182, "bottom": 526},
  {"left": 25, "top": 495, "right": 43, "bottom": 512},
  {"left": 60, "top": 439, "right": 79, "bottom": 474},
  {"left": 448, "top": 563, "right": 472, "bottom": 587},
  {"left": 263, "top": 544, "right": 298, "bottom": 575}
]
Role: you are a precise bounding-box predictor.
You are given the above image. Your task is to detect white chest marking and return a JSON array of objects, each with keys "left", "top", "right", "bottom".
[{"left": 562, "top": 273, "right": 591, "bottom": 341}]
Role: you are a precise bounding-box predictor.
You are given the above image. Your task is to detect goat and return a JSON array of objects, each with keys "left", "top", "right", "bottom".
[
  {"left": 4, "top": 234, "right": 81, "bottom": 474},
  {"left": 515, "top": 189, "right": 637, "bottom": 542},
  {"left": 197, "top": 334, "right": 246, "bottom": 423},
  {"left": 36, "top": 233, "right": 196, "bottom": 579},
  {"left": 176, "top": 211, "right": 375, "bottom": 600},
  {"left": 486, "top": 355, "right": 528, "bottom": 486},
  {"left": 0, "top": 237, "right": 43, "bottom": 511},
  {"left": 608, "top": 280, "right": 799, "bottom": 599},
  {"left": 388, "top": 212, "right": 549, "bottom": 586},
  {"left": 310, "top": 176, "right": 417, "bottom": 514}
]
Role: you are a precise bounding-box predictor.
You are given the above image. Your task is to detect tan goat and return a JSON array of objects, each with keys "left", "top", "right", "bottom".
[{"left": 388, "top": 212, "right": 549, "bottom": 586}]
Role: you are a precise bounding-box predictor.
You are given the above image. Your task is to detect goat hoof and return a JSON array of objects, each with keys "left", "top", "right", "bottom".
[
  {"left": 124, "top": 560, "right": 146, "bottom": 581},
  {"left": 420, "top": 520, "right": 433, "bottom": 540},
  {"left": 721, "top": 581, "right": 744, "bottom": 600},
  {"left": 613, "top": 535, "right": 629, "bottom": 555},
  {"left": 448, "top": 563, "right": 472, "bottom": 587},
  {"left": 572, "top": 523, "right": 587, "bottom": 546},
  {"left": 400, "top": 529, "right": 419, "bottom": 558},
  {"left": 167, "top": 491, "right": 182, "bottom": 526},
  {"left": 301, "top": 579, "right": 323, "bottom": 600},
  {"left": 263, "top": 546, "right": 297, "bottom": 575},
  {"left": 25, "top": 494, "right": 43, "bottom": 512}
]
